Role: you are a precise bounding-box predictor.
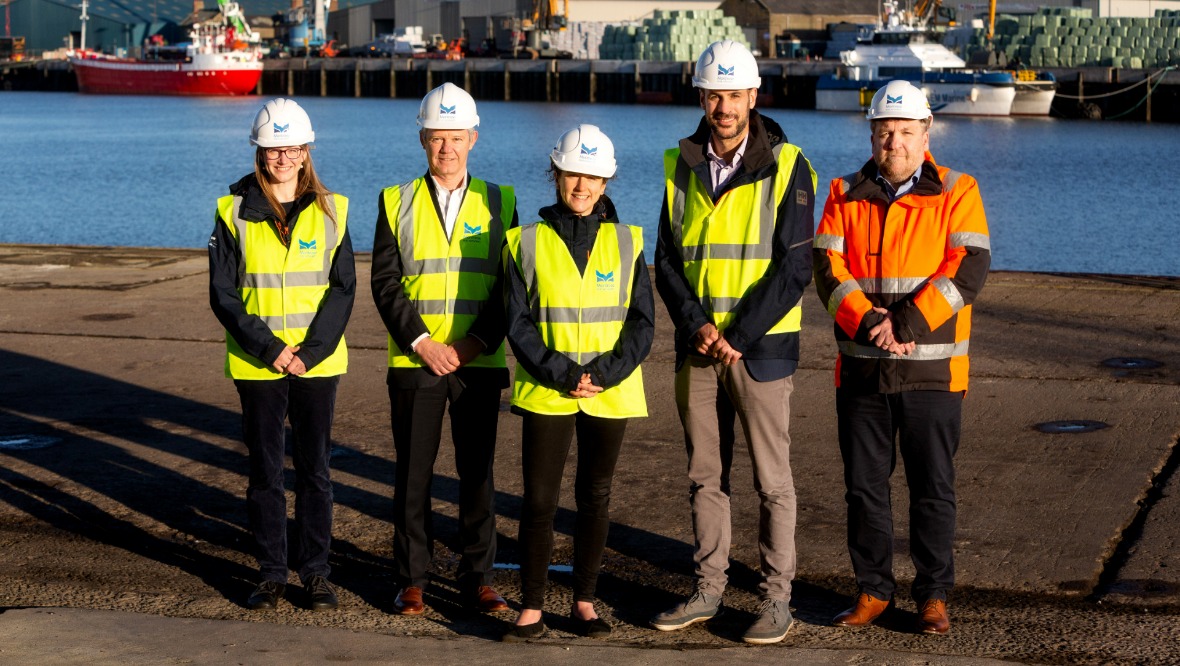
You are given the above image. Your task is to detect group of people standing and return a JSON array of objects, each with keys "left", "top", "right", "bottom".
[{"left": 208, "top": 37, "right": 990, "bottom": 645}]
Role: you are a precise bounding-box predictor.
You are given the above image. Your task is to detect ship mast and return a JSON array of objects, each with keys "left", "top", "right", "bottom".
[{"left": 79, "top": 0, "right": 89, "bottom": 50}]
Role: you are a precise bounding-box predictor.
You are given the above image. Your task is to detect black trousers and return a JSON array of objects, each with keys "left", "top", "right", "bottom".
[
  {"left": 390, "top": 376, "right": 501, "bottom": 591},
  {"left": 517, "top": 410, "right": 627, "bottom": 610},
  {"left": 836, "top": 389, "right": 962, "bottom": 604},
  {"left": 235, "top": 375, "right": 338, "bottom": 584}
]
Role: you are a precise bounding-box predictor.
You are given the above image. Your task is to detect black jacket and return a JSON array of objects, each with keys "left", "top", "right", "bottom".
[
  {"left": 505, "top": 196, "right": 655, "bottom": 396},
  {"left": 208, "top": 173, "right": 356, "bottom": 371},
  {"left": 370, "top": 173, "right": 518, "bottom": 390},
  {"left": 654, "top": 110, "right": 814, "bottom": 381}
]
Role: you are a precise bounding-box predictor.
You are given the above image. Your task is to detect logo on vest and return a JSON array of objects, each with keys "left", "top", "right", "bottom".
[
  {"left": 461, "top": 222, "right": 482, "bottom": 242},
  {"left": 298, "top": 238, "right": 317, "bottom": 257},
  {"left": 595, "top": 269, "right": 615, "bottom": 291}
]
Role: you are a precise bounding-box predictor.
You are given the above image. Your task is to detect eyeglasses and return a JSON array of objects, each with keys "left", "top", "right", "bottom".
[{"left": 264, "top": 147, "right": 303, "bottom": 160}]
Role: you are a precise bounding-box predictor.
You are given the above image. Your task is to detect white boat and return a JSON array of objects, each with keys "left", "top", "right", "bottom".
[
  {"left": 1010, "top": 70, "right": 1057, "bottom": 115},
  {"left": 817, "top": 1, "right": 1016, "bottom": 117}
]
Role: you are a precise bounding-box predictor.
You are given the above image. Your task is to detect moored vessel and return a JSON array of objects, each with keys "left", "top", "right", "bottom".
[
  {"left": 68, "top": 0, "right": 262, "bottom": 96},
  {"left": 817, "top": 0, "right": 1016, "bottom": 117}
]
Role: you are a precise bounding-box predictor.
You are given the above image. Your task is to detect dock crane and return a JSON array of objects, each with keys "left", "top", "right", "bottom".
[
  {"left": 511, "top": 0, "right": 570, "bottom": 58},
  {"left": 215, "top": 0, "right": 259, "bottom": 46},
  {"left": 287, "top": 0, "right": 336, "bottom": 56}
]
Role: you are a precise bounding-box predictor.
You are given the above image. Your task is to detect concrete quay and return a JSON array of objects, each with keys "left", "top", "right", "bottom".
[{"left": 0, "top": 244, "right": 1177, "bottom": 665}]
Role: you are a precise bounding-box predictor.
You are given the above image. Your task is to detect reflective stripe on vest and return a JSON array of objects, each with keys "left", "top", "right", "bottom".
[
  {"left": 506, "top": 221, "right": 647, "bottom": 419},
  {"left": 218, "top": 192, "right": 349, "bottom": 380},
  {"left": 382, "top": 177, "right": 511, "bottom": 370},
  {"left": 664, "top": 142, "right": 816, "bottom": 335}
]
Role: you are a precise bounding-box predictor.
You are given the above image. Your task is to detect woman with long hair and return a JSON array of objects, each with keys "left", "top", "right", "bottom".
[
  {"left": 501, "top": 124, "right": 654, "bottom": 641},
  {"left": 208, "top": 98, "right": 355, "bottom": 612}
]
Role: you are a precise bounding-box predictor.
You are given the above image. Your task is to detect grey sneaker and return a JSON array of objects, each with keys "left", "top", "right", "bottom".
[
  {"left": 742, "top": 598, "right": 793, "bottom": 644},
  {"left": 650, "top": 590, "right": 722, "bottom": 631}
]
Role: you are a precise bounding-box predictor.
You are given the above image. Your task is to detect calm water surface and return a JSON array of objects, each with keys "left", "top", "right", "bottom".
[{"left": 1, "top": 92, "right": 1175, "bottom": 275}]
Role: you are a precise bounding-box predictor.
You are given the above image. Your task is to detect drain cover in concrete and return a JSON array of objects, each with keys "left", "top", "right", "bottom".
[
  {"left": 1034, "top": 420, "right": 1110, "bottom": 434},
  {"left": 0, "top": 435, "right": 61, "bottom": 450},
  {"left": 1102, "top": 358, "right": 1163, "bottom": 370}
]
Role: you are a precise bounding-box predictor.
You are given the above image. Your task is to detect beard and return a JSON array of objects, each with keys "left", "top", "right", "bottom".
[
  {"left": 877, "top": 154, "right": 920, "bottom": 185},
  {"left": 707, "top": 112, "right": 748, "bottom": 141}
]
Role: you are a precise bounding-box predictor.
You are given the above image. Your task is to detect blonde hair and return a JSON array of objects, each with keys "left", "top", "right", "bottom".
[{"left": 253, "top": 146, "right": 337, "bottom": 229}]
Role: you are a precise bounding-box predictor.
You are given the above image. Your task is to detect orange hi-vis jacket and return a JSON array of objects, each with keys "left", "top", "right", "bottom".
[{"left": 813, "top": 152, "right": 991, "bottom": 394}]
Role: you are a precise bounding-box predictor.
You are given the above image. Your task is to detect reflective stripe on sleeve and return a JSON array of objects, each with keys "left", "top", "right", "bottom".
[
  {"left": 813, "top": 233, "right": 845, "bottom": 253},
  {"left": 932, "top": 275, "right": 965, "bottom": 313},
  {"left": 827, "top": 278, "right": 862, "bottom": 316},
  {"left": 949, "top": 231, "right": 991, "bottom": 251}
]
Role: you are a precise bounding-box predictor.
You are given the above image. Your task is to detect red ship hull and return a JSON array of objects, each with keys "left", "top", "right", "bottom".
[{"left": 70, "top": 56, "right": 262, "bottom": 96}]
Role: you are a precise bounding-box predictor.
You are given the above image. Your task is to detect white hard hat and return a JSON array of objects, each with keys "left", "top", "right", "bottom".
[
  {"left": 550, "top": 124, "right": 617, "bottom": 179},
  {"left": 250, "top": 98, "right": 315, "bottom": 147},
  {"left": 867, "top": 80, "right": 933, "bottom": 121},
  {"left": 417, "top": 82, "right": 480, "bottom": 130},
  {"left": 692, "top": 39, "right": 761, "bottom": 90}
]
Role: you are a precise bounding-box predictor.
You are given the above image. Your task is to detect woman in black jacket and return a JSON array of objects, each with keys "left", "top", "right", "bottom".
[
  {"left": 501, "top": 125, "right": 654, "bottom": 641},
  {"left": 208, "top": 98, "right": 355, "bottom": 612}
]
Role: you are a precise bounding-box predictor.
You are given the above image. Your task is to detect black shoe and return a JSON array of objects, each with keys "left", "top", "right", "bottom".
[
  {"left": 304, "top": 575, "right": 338, "bottom": 611},
  {"left": 573, "top": 616, "right": 612, "bottom": 638},
  {"left": 247, "top": 580, "right": 285, "bottom": 610},
  {"left": 501, "top": 620, "right": 545, "bottom": 643}
]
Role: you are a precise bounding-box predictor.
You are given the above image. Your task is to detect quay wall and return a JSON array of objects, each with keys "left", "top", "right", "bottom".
[{"left": 4, "top": 57, "right": 1180, "bottom": 122}]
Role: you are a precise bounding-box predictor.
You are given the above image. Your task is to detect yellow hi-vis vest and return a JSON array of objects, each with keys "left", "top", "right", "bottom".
[
  {"left": 663, "top": 142, "right": 817, "bottom": 335},
  {"left": 506, "top": 221, "right": 647, "bottom": 418},
  {"left": 217, "top": 193, "right": 349, "bottom": 380},
  {"left": 381, "top": 177, "right": 512, "bottom": 370}
]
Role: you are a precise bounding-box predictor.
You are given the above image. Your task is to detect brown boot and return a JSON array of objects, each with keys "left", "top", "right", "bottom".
[
  {"left": 916, "top": 599, "right": 950, "bottom": 635},
  {"left": 832, "top": 592, "right": 891, "bottom": 627}
]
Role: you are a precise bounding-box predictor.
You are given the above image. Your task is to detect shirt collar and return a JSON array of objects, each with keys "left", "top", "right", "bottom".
[
  {"left": 705, "top": 132, "right": 749, "bottom": 166},
  {"left": 876, "top": 167, "right": 921, "bottom": 201},
  {"left": 429, "top": 171, "right": 468, "bottom": 196}
]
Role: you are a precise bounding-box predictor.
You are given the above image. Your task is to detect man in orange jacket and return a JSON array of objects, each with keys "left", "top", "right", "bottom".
[{"left": 813, "top": 80, "right": 991, "bottom": 636}]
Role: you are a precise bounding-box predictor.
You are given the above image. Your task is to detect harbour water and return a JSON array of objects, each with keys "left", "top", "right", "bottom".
[{"left": 1, "top": 91, "right": 1176, "bottom": 276}]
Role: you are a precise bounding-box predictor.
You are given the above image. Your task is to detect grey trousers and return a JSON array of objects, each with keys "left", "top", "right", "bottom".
[{"left": 674, "top": 355, "right": 797, "bottom": 601}]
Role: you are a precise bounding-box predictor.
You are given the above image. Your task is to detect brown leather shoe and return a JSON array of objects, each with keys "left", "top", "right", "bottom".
[
  {"left": 917, "top": 599, "right": 950, "bottom": 635},
  {"left": 394, "top": 586, "right": 426, "bottom": 616},
  {"left": 473, "top": 586, "right": 510, "bottom": 613},
  {"left": 833, "top": 593, "right": 891, "bottom": 627}
]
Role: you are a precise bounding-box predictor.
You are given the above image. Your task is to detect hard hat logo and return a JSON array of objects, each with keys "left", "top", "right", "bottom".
[
  {"left": 886, "top": 94, "right": 903, "bottom": 105},
  {"left": 718, "top": 64, "right": 735, "bottom": 77},
  {"left": 579, "top": 144, "right": 598, "bottom": 158},
  {"left": 439, "top": 104, "right": 456, "bottom": 117},
  {"left": 273, "top": 122, "right": 289, "bottom": 134}
]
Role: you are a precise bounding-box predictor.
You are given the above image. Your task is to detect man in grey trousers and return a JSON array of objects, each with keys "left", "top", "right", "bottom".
[{"left": 650, "top": 39, "right": 816, "bottom": 645}]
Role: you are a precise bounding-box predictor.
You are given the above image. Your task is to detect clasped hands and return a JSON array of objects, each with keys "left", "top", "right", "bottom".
[
  {"left": 867, "top": 307, "right": 915, "bottom": 356},
  {"left": 415, "top": 336, "right": 485, "bottom": 376},
  {"left": 272, "top": 345, "right": 307, "bottom": 376},
  {"left": 694, "top": 323, "right": 742, "bottom": 366},
  {"left": 568, "top": 373, "right": 604, "bottom": 399}
]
